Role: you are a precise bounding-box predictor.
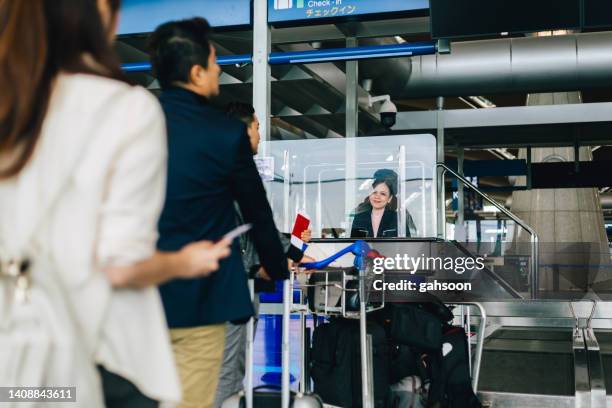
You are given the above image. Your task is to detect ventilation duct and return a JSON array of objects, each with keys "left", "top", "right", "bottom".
[{"left": 403, "top": 32, "right": 612, "bottom": 98}]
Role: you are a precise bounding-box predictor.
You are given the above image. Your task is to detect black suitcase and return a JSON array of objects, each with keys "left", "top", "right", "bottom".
[
  {"left": 440, "top": 326, "right": 481, "bottom": 408},
  {"left": 380, "top": 298, "right": 481, "bottom": 408},
  {"left": 412, "top": 326, "right": 482, "bottom": 408},
  {"left": 311, "top": 318, "right": 390, "bottom": 408},
  {"left": 388, "top": 343, "right": 419, "bottom": 385},
  {"left": 384, "top": 296, "right": 454, "bottom": 352}
]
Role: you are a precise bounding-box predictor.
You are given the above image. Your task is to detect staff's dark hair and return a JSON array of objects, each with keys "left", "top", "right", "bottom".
[
  {"left": 0, "top": 0, "right": 125, "bottom": 179},
  {"left": 226, "top": 102, "right": 255, "bottom": 126},
  {"left": 148, "top": 17, "right": 213, "bottom": 89}
]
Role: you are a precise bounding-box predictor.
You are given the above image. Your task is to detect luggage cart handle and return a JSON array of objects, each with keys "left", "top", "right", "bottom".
[{"left": 300, "top": 240, "right": 371, "bottom": 270}]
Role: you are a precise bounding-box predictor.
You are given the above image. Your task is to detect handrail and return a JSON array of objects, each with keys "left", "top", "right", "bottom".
[
  {"left": 569, "top": 299, "right": 597, "bottom": 330},
  {"left": 268, "top": 42, "right": 436, "bottom": 65},
  {"left": 300, "top": 240, "right": 372, "bottom": 271},
  {"left": 437, "top": 163, "right": 540, "bottom": 299},
  {"left": 573, "top": 327, "right": 590, "bottom": 407},
  {"left": 584, "top": 328, "right": 608, "bottom": 407},
  {"left": 447, "top": 302, "right": 487, "bottom": 393}
]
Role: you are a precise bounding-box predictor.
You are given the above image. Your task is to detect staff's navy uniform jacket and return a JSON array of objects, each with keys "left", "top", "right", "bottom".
[
  {"left": 157, "top": 87, "right": 288, "bottom": 328},
  {"left": 350, "top": 208, "right": 398, "bottom": 238}
]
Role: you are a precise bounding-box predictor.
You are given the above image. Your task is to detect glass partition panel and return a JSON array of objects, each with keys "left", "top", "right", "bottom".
[
  {"left": 448, "top": 217, "right": 531, "bottom": 295},
  {"left": 260, "top": 134, "right": 437, "bottom": 238}
]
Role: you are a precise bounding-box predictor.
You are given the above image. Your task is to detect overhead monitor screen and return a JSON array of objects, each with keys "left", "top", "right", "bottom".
[
  {"left": 583, "top": 0, "right": 612, "bottom": 29},
  {"left": 118, "top": 0, "right": 251, "bottom": 35},
  {"left": 430, "top": 0, "right": 580, "bottom": 39},
  {"left": 268, "top": 0, "right": 429, "bottom": 24}
]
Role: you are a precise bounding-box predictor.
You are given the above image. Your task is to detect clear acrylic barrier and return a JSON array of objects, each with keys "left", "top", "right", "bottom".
[
  {"left": 260, "top": 134, "right": 437, "bottom": 238},
  {"left": 448, "top": 218, "right": 531, "bottom": 295}
]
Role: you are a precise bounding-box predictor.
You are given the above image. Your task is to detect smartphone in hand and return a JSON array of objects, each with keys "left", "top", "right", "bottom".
[{"left": 222, "top": 223, "right": 252, "bottom": 242}]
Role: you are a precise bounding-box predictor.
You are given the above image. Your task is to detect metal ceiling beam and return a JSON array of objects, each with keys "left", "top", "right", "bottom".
[
  {"left": 279, "top": 115, "right": 342, "bottom": 138},
  {"left": 397, "top": 102, "right": 612, "bottom": 130},
  {"left": 274, "top": 43, "right": 380, "bottom": 124},
  {"left": 143, "top": 72, "right": 245, "bottom": 89},
  {"left": 395, "top": 102, "right": 612, "bottom": 148},
  {"left": 121, "top": 42, "right": 435, "bottom": 72},
  {"left": 393, "top": 102, "right": 612, "bottom": 130},
  {"left": 454, "top": 96, "right": 516, "bottom": 160},
  {"left": 268, "top": 42, "right": 435, "bottom": 64},
  {"left": 122, "top": 53, "right": 251, "bottom": 72}
]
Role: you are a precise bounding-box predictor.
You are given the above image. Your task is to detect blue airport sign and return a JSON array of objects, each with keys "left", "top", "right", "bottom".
[
  {"left": 268, "top": 0, "right": 429, "bottom": 23},
  {"left": 117, "top": 0, "right": 251, "bottom": 35}
]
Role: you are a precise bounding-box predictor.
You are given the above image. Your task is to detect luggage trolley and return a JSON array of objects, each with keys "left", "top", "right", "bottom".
[
  {"left": 231, "top": 241, "right": 487, "bottom": 408},
  {"left": 296, "top": 240, "right": 385, "bottom": 408},
  {"left": 297, "top": 242, "right": 488, "bottom": 400},
  {"left": 225, "top": 241, "right": 379, "bottom": 408}
]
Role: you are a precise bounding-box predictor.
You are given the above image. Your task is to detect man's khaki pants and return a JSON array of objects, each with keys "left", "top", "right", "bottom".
[{"left": 170, "top": 324, "right": 227, "bottom": 408}]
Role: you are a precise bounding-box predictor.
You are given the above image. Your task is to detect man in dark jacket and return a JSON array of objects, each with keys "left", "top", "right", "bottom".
[
  {"left": 214, "top": 102, "right": 314, "bottom": 406},
  {"left": 149, "top": 18, "right": 288, "bottom": 408}
]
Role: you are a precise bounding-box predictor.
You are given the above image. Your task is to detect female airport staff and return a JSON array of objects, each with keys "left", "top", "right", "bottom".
[{"left": 351, "top": 177, "right": 400, "bottom": 238}]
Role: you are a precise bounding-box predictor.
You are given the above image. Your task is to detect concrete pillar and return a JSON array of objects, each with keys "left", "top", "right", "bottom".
[{"left": 511, "top": 92, "right": 609, "bottom": 294}]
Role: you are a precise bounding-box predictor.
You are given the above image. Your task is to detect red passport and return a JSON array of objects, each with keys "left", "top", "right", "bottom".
[{"left": 290, "top": 213, "right": 310, "bottom": 249}]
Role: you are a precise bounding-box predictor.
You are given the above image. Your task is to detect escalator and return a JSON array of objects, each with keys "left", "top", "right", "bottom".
[
  {"left": 474, "top": 301, "right": 611, "bottom": 407},
  {"left": 479, "top": 327, "right": 575, "bottom": 396},
  {"left": 593, "top": 330, "right": 612, "bottom": 397}
]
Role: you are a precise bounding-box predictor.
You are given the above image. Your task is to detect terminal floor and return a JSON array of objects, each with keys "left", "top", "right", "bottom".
[
  {"left": 254, "top": 317, "right": 612, "bottom": 395},
  {"left": 479, "top": 327, "right": 575, "bottom": 395}
]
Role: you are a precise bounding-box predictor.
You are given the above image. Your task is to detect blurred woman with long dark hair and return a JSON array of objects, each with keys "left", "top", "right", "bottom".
[{"left": 0, "top": 1, "right": 230, "bottom": 406}]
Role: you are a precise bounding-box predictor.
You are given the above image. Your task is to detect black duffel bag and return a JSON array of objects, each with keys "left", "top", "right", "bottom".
[
  {"left": 311, "top": 318, "right": 390, "bottom": 408},
  {"left": 441, "top": 326, "right": 482, "bottom": 408},
  {"left": 386, "top": 294, "right": 454, "bottom": 351}
]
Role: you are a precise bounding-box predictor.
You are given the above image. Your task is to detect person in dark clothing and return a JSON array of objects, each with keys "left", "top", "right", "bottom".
[
  {"left": 223, "top": 102, "right": 313, "bottom": 276},
  {"left": 215, "top": 102, "right": 314, "bottom": 406},
  {"left": 149, "top": 18, "right": 289, "bottom": 408}
]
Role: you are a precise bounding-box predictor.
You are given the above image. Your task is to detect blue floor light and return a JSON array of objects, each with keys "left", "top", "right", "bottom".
[{"left": 260, "top": 240, "right": 371, "bottom": 386}]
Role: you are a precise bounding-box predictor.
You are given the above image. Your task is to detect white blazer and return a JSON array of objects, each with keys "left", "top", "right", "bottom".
[{"left": 0, "top": 73, "right": 181, "bottom": 406}]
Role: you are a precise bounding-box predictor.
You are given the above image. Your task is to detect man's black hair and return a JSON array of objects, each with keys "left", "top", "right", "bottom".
[
  {"left": 225, "top": 102, "right": 255, "bottom": 126},
  {"left": 148, "top": 17, "right": 213, "bottom": 89}
]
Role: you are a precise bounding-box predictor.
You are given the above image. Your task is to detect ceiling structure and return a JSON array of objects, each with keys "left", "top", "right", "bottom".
[{"left": 115, "top": 15, "right": 612, "bottom": 222}]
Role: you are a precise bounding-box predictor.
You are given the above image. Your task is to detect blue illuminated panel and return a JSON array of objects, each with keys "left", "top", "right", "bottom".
[
  {"left": 268, "top": 0, "right": 428, "bottom": 23},
  {"left": 118, "top": 0, "right": 251, "bottom": 35}
]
